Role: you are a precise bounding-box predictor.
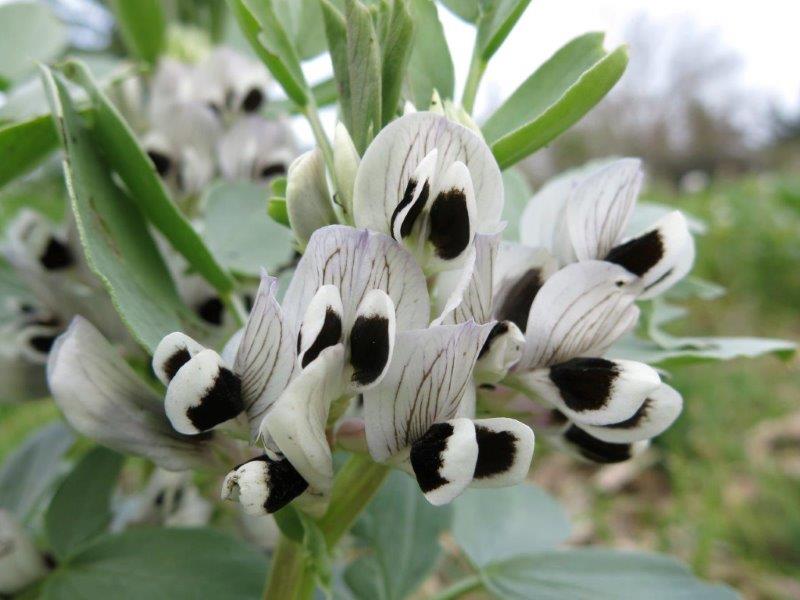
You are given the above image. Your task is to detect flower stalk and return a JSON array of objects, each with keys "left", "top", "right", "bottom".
[{"left": 461, "top": 49, "right": 487, "bottom": 114}]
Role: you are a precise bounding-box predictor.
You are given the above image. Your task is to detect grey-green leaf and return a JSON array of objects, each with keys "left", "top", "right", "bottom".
[
  {"left": 475, "top": 0, "right": 532, "bottom": 61},
  {"left": 42, "top": 528, "right": 267, "bottom": 600},
  {"left": 439, "top": 0, "right": 479, "bottom": 22},
  {"left": 60, "top": 59, "right": 235, "bottom": 295},
  {"left": 45, "top": 446, "right": 123, "bottom": 560},
  {"left": 379, "top": 0, "right": 414, "bottom": 124},
  {"left": 41, "top": 65, "right": 192, "bottom": 352},
  {"left": 453, "top": 484, "right": 570, "bottom": 568},
  {"left": 0, "top": 1, "right": 67, "bottom": 88},
  {"left": 202, "top": 181, "right": 295, "bottom": 276},
  {"left": 344, "top": 470, "right": 451, "bottom": 600},
  {"left": 273, "top": 0, "right": 330, "bottom": 60},
  {"left": 0, "top": 115, "right": 58, "bottom": 189},
  {"left": 481, "top": 549, "right": 739, "bottom": 600},
  {"left": 0, "top": 422, "right": 74, "bottom": 523},
  {"left": 106, "top": 0, "right": 167, "bottom": 65},
  {"left": 484, "top": 34, "right": 628, "bottom": 169},
  {"left": 405, "top": 0, "right": 455, "bottom": 107}
]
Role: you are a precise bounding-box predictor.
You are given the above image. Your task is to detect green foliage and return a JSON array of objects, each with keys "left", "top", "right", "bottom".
[
  {"left": 0, "top": 422, "right": 73, "bottom": 523},
  {"left": 41, "top": 65, "right": 193, "bottom": 352},
  {"left": 484, "top": 33, "right": 628, "bottom": 168},
  {"left": 42, "top": 528, "right": 267, "bottom": 599},
  {"left": 405, "top": 0, "right": 455, "bottom": 107},
  {"left": 0, "top": 1, "right": 67, "bottom": 89},
  {"left": 474, "top": 0, "right": 532, "bottom": 62},
  {"left": 107, "top": 0, "right": 167, "bottom": 65},
  {"left": 0, "top": 116, "right": 58, "bottom": 189},
  {"left": 61, "top": 60, "right": 235, "bottom": 296},
  {"left": 378, "top": 0, "right": 414, "bottom": 125},
  {"left": 273, "top": 0, "right": 330, "bottom": 60},
  {"left": 344, "top": 470, "right": 452, "bottom": 600},
  {"left": 45, "top": 447, "right": 123, "bottom": 560}
]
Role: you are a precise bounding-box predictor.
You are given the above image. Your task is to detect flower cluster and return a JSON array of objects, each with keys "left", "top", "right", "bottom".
[{"left": 47, "top": 111, "right": 694, "bottom": 517}]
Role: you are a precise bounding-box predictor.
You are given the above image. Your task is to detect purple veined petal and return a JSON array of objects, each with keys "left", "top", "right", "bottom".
[
  {"left": 260, "top": 344, "right": 345, "bottom": 494},
  {"left": 566, "top": 158, "right": 643, "bottom": 261},
  {"left": 519, "top": 260, "right": 641, "bottom": 370},
  {"left": 519, "top": 169, "right": 577, "bottom": 259},
  {"left": 282, "top": 225, "right": 429, "bottom": 333},
  {"left": 47, "top": 317, "right": 214, "bottom": 471},
  {"left": 353, "top": 112, "right": 503, "bottom": 236},
  {"left": 363, "top": 321, "right": 494, "bottom": 463}
]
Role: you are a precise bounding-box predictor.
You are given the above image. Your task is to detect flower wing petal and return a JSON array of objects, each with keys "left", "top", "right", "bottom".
[{"left": 470, "top": 417, "right": 535, "bottom": 488}]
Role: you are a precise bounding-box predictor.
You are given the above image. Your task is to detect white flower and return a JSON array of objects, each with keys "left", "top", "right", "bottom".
[
  {"left": 216, "top": 116, "right": 295, "bottom": 182},
  {"left": 353, "top": 112, "right": 503, "bottom": 273},
  {"left": 520, "top": 158, "right": 695, "bottom": 299},
  {"left": 192, "top": 47, "right": 270, "bottom": 117},
  {"left": 285, "top": 149, "right": 338, "bottom": 248},
  {"left": 0, "top": 510, "right": 47, "bottom": 595}
]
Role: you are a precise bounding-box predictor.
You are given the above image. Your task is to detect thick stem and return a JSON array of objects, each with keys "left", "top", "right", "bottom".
[
  {"left": 431, "top": 574, "right": 483, "bottom": 600},
  {"left": 262, "top": 535, "right": 315, "bottom": 600},
  {"left": 461, "top": 49, "right": 486, "bottom": 115}
]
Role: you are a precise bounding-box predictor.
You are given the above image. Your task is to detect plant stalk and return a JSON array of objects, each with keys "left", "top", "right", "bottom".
[
  {"left": 262, "top": 534, "right": 316, "bottom": 600},
  {"left": 461, "top": 48, "right": 486, "bottom": 115},
  {"left": 302, "top": 100, "right": 336, "bottom": 181}
]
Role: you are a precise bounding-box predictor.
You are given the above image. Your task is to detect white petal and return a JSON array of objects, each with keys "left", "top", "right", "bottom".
[
  {"left": 409, "top": 418, "right": 478, "bottom": 505},
  {"left": 152, "top": 331, "right": 205, "bottom": 386},
  {"left": 436, "top": 232, "right": 499, "bottom": 326},
  {"left": 519, "top": 261, "right": 640, "bottom": 370},
  {"left": 221, "top": 454, "right": 309, "bottom": 515},
  {"left": 165, "top": 349, "right": 243, "bottom": 435},
  {"left": 470, "top": 417, "right": 535, "bottom": 488},
  {"left": 474, "top": 321, "right": 525, "bottom": 384},
  {"left": 333, "top": 122, "right": 361, "bottom": 218},
  {"left": 47, "top": 318, "right": 212, "bottom": 470},
  {"left": 556, "top": 423, "right": 649, "bottom": 464},
  {"left": 492, "top": 242, "right": 558, "bottom": 333},
  {"left": 566, "top": 158, "right": 643, "bottom": 261},
  {"left": 425, "top": 161, "right": 478, "bottom": 270},
  {"left": 347, "top": 289, "right": 396, "bottom": 391},
  {"left": 233, "top": 273, "right": 296, "bottom": 438},
  {"left": 363, "top": 322, "right": 493, "bottom": 462},
  {"left": 15, "top": 322, "right": 62, "bottom": 365},
  {"left": 519, "top": 171, "right": 576, "bottom": 256},
  {"left": 521, "top": 358, "right": 660, "bottom": 426},
  {"left": 606, "top": 211, "right": 695, "bottom": 299},
  {"left": 390, "top": 149, "right": 438, "bottom": 242},
  {"left": 285, "top": 148, "right": 337, "bottom": 248},
  {"left": 354, "top": 112, "right": 502, "bottom": 235},
  {"left": 297, "top": 285, "right": 344, "bottom": 369},
  {"left": 4, "top": 210, "right": 74, "bottom": 274},
  {"left": 217, "top": 116, "right": 294, "bottom": 181},
  {"left": 581, "top": 383, "right": 683, "bottom": 443},
  {"left": 261, "top": 345, "right": 345, "bottom": 493},
  {"left": 282, "top": 226, "right": 429, "bottom": 333},
  {"left": 0, "top": 510, "right": 47, "bottom": 594}
]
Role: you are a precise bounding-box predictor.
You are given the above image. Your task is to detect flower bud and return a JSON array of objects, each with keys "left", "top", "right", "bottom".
[
  {"left": 286, "top": 149, "right": 337, "bottom": 249},
  {"left": 333, "top": 122, "right": 360, "bottom": 220}
]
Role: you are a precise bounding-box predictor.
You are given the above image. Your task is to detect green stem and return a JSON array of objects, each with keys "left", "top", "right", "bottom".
[
  {"left": 461, "top": 49, "right": 487, "bottom": 115},
  {"left": 303, "top": 100, "right": 336, "bottom": 180},
  {"left": 262, "top": 534, "right": 316, "bottom": 600},
  {"left": 222, "top": 292, "right": 247, "bottom": 327},
  {"left": 431, "top": 574, "right": 483, "bottom": 600}
]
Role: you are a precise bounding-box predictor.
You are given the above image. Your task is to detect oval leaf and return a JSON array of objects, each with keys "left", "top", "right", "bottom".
[{"left": 106, "top": 0, "right": 167, "bottom": 65}]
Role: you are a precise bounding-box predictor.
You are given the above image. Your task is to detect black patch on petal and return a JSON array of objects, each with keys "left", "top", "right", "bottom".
[
  {"left": 564, "top": 425, "right": 633, "bottom": 463},
  {"left": 259, "top": 163, "right": 286, "bottom": 179},
  {"left": 186, "top": 367, "right": 244, "bottom": 431},
  {"left": 607, "top": 398, "right": 651, "bottom": 429},
  {"left": 241, "top": 88, "right": 264, "bottom": 113},
  {"left": 478, "top": 321, "right": 509, "bottom": 359},
  {"left": 428, "top": 188, "right": 470, "bottom": 260},
  {"left": 196, "top": 297, "right": 224, "bottom": 325},
  {"left": 349, "top": 314, "right": 390, "bottom": 386},
  {"left": 549, "top": 409, "right": 569, "bottom": 427},
  {"left": 265, "top": 457, "right": 308, "bottom": 513},
  {"left": 147, "top": 150, "right": 172, "bottom": 177},
  {"left": 301, "top": 308, "right": 342, "bottom": 368},
  {"left": 39, "top": 238, "right": 73, "bottom": 271},
  {"left": 163, "top": 348, "right": 192, "bottom": 382},
  {"left": 549, "top": 357, "right": 618, "bottom": 412},
  {"left": 410, "top": 422, "right": 453, "bottom": 493},
  {"left": 390, "top": 179, "right": 429, "bottom": 239},
  {"left": 495, "top": 268, "right": 544, "bottom": 332},
  {"left": 29, "top": 334, "right": 56, "bottom": 354},
  {"left": 605, "top": 230, "right": 664, "bottom": 277},
  {"left": 473, "top": 425, "right": 516, "bottom": 479}
]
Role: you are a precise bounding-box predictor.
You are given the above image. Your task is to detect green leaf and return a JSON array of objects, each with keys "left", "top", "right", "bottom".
[
  {"left": 273, "top": 504, "right": 305, "bottom": 543},
  {"left": 299, "top": 511, "right": 332, "bottom": 591},
  {"left": 666, "top": 276, "right": 725, "bottom": 301},
  {"left": 500, "top": 168, "right": 532, "bottom": 241},
  {"left": 475, "top": 0, "right": 532, "bottom": 61},
  {"left": 41, "top": 65, "right": 192, "bottom": 352},
  {"left": 267, "top": 198, "right": 291, "bottom": 227},
  {"left": 0, "top": 1, "right": 67, "bottom": 88},
  {"left": 42, "top": 528, "right": 267, "bottom": 599},
  {"left": 60, "top": 59, "right": 235, "bottom": 296},
  {"left": 379, "top": 0, "right": 414, "bottom": 124},
  {"left": 273, "top": 0, "right": 329, "bottom": 60},
  {"left": 439, "top": 0, "right": 479, "bottom": 22},
  {"left": 231, "top": 0, "right": 309, "bottom": 106},
  {"left": 0, "top": 422, "right": 74, "bottom": 523},
  {"left": 484, "top": 34, "right": 628, "bottom": 169},
  {"left": 453, "top": 484, "right": 570, "bottom": 568},
  {"left": 344, "top": 470, "right": 451, "bottom": 600},
  {"left": 0, "top": 167, "right": 66, "bottom": 232},
  {"left": 0, "top": 115, "right": 58, "bottom": 189},
  {"left": 107, "top": 0, "right": 167, "bottom": 65},
  {"left": 202, "top": 181, "right": 295, "bottom": 276},
  {"left": 322, "top": 0, "right": 382, "bottom": 154},
  {"left": 480, "top": 549, "right": 739, "bottom": 600},
  {"left": 405, "top": 0, "right": 455, "bottom": 107},
  {"left": 45, "top": 447, "right": 123, "bottom": 560}
]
